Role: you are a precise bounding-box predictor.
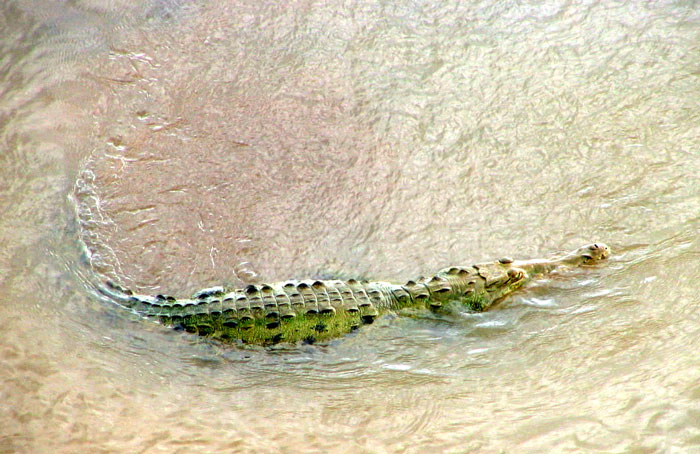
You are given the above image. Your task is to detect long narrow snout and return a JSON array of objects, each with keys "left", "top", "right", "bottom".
[
  {"left": 510, "top": 243, "right": 611, "bottom": 278},
  {"left": 560, "top": 243, "right": 611, "bottom": 266}
]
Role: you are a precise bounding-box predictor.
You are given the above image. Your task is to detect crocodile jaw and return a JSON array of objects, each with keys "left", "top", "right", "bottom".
[{"left": 512, "top": 242, "right": 611, "bottom": 278}]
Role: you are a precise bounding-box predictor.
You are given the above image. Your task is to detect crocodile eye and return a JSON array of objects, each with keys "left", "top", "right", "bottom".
[{"left": 507, "top": 269, "right": 523, "bottom": 279}]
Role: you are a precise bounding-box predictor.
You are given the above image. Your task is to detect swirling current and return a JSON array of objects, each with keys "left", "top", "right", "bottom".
[{"left": 1, "top": 1, "right": 698, "bottom": 453}]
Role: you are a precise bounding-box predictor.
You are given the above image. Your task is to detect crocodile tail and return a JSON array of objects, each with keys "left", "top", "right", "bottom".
[
  {"left": 97, "top": 280, "right": 181, "bottom": 317},
  {"left": 98, "top": 280, "right": 137, "bottom": 304}
]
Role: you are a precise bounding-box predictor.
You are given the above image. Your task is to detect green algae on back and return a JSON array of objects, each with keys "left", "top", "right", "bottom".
[
  {"left": 170, "top": 307, "right": 367, "bottom": 346},
  {"left": 97, "top": 243, "right": 611, "bottom": 346}
]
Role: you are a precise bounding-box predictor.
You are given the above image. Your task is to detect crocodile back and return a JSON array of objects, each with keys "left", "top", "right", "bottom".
[{"left": 120, "top": 279, "right": 402, "bottom": 345}]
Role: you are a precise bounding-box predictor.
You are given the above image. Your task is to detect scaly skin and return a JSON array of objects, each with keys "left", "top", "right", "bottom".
[{"left": 97, "top": 243, "right": 610, "bottom": 346}]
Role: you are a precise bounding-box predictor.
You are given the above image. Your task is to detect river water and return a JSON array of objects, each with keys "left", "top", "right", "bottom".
[{"left": 1, "top": 1, "right": 698, "bottom": 453}]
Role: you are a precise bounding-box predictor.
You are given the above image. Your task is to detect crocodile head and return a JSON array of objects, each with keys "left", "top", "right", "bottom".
[
  {"left": 560, "top": 243, "right": 611, "bottom": 266},
  {"left": 508, "top": 242, "right": 611, "bottom": 280}
]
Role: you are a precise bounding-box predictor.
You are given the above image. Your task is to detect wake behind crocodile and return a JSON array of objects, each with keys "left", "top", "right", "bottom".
[{"left": 95, "top": 243, "right": 611, "bottom": 346}]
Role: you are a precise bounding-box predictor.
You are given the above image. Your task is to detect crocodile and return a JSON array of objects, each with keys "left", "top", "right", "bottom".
[{"left": 97, "top": 243, "right": 610, "bottom": 346}]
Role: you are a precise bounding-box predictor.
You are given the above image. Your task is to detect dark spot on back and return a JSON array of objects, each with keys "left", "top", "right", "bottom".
[
  {"left": 196, "top": 324, "right": 214, "bottom": 335},
  {"left": 313, "top": 323, "right": 327, "bottom": 333},
  {"left": 361, "top": 314, "right": 376, "bottom": 324}
]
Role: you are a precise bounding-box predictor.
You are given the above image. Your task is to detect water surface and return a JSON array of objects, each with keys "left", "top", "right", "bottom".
[{"left": 1, "top": 1, "right": 698, "bottom": 453}]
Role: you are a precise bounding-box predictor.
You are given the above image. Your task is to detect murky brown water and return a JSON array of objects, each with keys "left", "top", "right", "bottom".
[{"left": 1, "top": 1, "right": 699, "bottom": 453}]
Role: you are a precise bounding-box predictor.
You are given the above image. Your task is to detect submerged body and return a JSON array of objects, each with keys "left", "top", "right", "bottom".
[{"left": 98, "top": 243, "right": 610, "bottom": 346}]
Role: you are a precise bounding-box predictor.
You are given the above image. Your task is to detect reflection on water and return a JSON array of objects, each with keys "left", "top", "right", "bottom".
[{"left": 1, "top": 1, "right": 699, "bottom": 452}]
